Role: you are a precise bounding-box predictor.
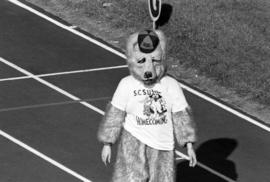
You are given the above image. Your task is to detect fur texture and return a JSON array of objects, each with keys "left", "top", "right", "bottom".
[
  {"left": 172, "top": 107, "right": 197, "bottom": 147},
  {"left": 126, "top": 30, "right": 167, "bottom": 86},
  {"left": 98, "top": 30, "right": 197, "bottom": 182},
  {"left": 112, "top": 129, "right": 175, "bottom": 182},
  {"left": 97, "top": 103, "right": 125, "bottom": 144}
]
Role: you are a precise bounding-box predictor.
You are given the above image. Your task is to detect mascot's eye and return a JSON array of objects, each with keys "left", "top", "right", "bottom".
[
  {"left": 152, "top": 59, "right": 161, "bottom": 63},
  {"left": 137, "top": 58, "right": 146, "bottom": 64}
]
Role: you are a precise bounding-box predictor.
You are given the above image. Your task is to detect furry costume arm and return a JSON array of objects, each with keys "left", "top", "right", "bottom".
[
  {"left": 172, "top": 106, "right": 197, "bottom": 147},
  {"left": 97, "top": 103, "right": 126, "bottom": 144}
]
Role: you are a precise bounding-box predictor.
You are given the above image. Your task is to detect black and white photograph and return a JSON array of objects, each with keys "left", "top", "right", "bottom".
[{"left": 0, "top": 0, "right": 269, "bottom": 181}]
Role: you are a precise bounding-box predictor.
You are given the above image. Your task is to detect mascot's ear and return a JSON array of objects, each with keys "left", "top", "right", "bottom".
[
  {"left": 154, "top": 30, "right": 167, "bottom": 59},
  {"left": 126, "top": 32, "right": 139, "bottom": 60}
]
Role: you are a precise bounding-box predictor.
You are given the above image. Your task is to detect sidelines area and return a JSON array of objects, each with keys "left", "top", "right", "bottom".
[
  {"left": 7, "top": 0, "right": 270, "bottom": 133},
  {"left": 0, "top": 57, "right": 236, "bottom": 182}
]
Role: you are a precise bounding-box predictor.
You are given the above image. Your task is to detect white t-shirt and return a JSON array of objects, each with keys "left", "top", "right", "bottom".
[{"left": 111, "top": 75, "right": 188, "bottom": 150}]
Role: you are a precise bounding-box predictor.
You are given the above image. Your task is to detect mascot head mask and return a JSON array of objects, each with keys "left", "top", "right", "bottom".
[{"left": 126, "top": 29, "right": 167, "bottom": 86}]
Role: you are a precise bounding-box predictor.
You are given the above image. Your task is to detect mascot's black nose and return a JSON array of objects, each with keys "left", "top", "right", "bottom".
[{"left": 144, "top": 72, "right": 153, "bottom": 79}]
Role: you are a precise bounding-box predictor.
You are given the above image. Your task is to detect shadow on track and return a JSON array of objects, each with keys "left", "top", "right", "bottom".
[{"left": 176, "top": 138, "right": 238, "bottom": 182}]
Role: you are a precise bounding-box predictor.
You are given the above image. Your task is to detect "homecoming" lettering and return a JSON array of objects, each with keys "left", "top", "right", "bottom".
[{"left": 136, "top": 116, "right": 167, "bottom": 125}]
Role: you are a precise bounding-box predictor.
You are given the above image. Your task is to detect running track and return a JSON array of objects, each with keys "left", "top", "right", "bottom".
[{"left": 0, "top": 0, "right": 270, "bottom": 181}]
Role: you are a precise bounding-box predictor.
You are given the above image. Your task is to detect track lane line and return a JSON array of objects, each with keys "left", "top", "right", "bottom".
[
  {"left": 1, "top": 57, "right": 103, "bottom": 181},
  {"left": 179, "top": 84, "right": 270, "bottom": 132},
  {"left": 8, "top": 0, "right": 125, "bottom": 59},
  {"left": 175, "top": 151, "right": 236, "bottom": 182},
  {"left": 1, "top": 57, "right": 234, "bottom": 182},
  {"left": 0, "top": 65, "right": 127, "bottom": 82},
  {"left": 0, "top": 57, "right": 104, "bottom": 115},
  {"left": 0, "top": 130, "right": 92, "bottom": 182},
  {"left": 7, "top": 0, "right": 270, "bottom": 133},
  {"left": 0, "top": 97, "right": 110, "bottom": 113}
]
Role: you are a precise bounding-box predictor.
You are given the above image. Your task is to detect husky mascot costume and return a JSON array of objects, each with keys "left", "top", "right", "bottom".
[{"left": 98, "top": 29, "right": 197, "bottom": 182}]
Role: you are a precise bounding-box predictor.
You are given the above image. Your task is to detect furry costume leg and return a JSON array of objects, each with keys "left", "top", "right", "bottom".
[
  {"left": 112, "top": 129, "right": 175, "bottom": 182},
  {"left": 112, "top": 129, "right": 148, "bottom": 182},
  {"left": 146, "top": 147, "right": 175, "bottom": 182}
]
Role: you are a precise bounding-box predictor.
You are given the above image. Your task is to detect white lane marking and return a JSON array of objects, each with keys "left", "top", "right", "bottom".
[
  {"left": 7, "top": 0, "right": 270, "bottom": 133},
  {"left": 0, "top": 65, "right": 127, "bottom": 82},
  {"left": 0, "top": 97, "right": 110, "bottom": 113},
  {"left": 69, "top": 25, "right": 77, "bottom": 29},
  {"left": 8, "top": 0, "right": 125, "bottom": 59},
  {"left": 0, "top": 57, "right": 104, "bottom": 116},
  {"left": 1, "top": 57, "right": 104, "bottom": 181},
  {"left": 0, "top": 130, "right": 92, "bottom": 182},
  {"left": 179, "top": 83, "right": 270, "bottom": 132},
  {"left": 175, "top": 151, "right": 236, "bottom": 182}
]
